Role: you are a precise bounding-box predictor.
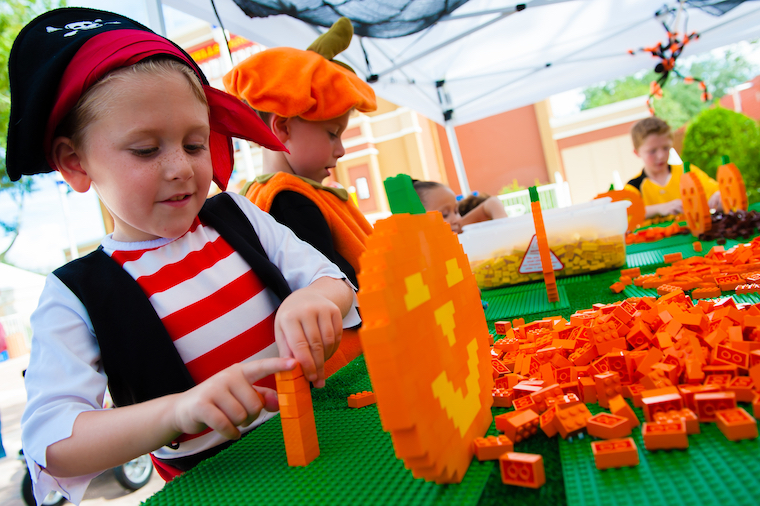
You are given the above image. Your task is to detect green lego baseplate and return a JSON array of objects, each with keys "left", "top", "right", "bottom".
[
  {"left": 482, "top": 286, "right": 569, "bottom": 320},
  {"left": 143, "top": 358, "right": 495, "bottom": 506},
  {"left": 560, "top": 403, "right": 760, "bottom": 506}
]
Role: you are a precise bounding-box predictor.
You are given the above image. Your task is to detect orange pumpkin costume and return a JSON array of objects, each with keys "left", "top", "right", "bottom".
[{"left": 226, "top": 18, "right": 378, "bottom": 376}]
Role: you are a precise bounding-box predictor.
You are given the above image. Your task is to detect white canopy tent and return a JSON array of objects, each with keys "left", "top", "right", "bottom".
[{"left": 155, "top": 0, "right": 760, "bottom": 193}]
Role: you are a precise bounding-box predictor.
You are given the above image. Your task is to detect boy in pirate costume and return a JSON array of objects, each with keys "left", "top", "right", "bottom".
[
  {"left": 12, "top": 9, "right": 359, "bottom": 504},
  {"left": 224, "top": 18, "right": 376, "bottom": 376}
]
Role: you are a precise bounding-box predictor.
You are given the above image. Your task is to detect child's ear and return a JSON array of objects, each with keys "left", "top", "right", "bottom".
[
  {"left": 51, "top": 137, "right": 92, "bottom": 193},
  {"left": 270, "top": 115, "right": 292, "bottom": 143}
]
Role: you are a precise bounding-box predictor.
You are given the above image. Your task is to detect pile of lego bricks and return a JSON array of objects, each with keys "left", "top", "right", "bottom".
[
  {"left": 699, "top": 209, "right": 760, "bottom": 243},
  {"left": 626, "top": 221, "right": 689, "bottom": 245},
  {"left": 610, "top": 238, "right": 760, "bottom": 299},
  {"left": 480, "top": 289, "right": 760, "bottom": 504}
]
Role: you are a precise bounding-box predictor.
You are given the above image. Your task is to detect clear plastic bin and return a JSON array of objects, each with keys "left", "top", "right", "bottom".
[{"left": 459, "top": 198, "right": 630, "bottom": 289}]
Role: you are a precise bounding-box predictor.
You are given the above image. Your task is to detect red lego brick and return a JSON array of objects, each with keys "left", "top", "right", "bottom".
[
  {"left": 347, "top": 391, "right": 376, "bottom": 409},
  {"left": 694, "top": 391, "right": 737, "bottom": 422},
  {"left": 591, "top": 438, "right": 640, "bottom": 470},
  {"left": 715, "top": 407, "right": 758, "bottom": 441},
  {"left": 499, "top": 453, "right": 545, "bottom": 488},
  {"left": 473, "top": 435, "right": 514, "bottom": 461},
  {"left": 642, "top": 420, "right": 689, "bottom": 450},
  {"left": 587, "top": 413, "right": 631, "bottom": 439}
]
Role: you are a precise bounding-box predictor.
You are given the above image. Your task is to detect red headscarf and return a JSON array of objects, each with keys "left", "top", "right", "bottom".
[{"left": 44, "top": 29, "right": 285, "bottom": 191}]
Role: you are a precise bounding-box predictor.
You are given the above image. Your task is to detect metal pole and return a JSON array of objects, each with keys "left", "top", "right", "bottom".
[
  {"left": 145, "top": 0, "right": 167, "bottom": 37},
  {"left": 437, "top": 81, "right": 471, "bottom": 196}
]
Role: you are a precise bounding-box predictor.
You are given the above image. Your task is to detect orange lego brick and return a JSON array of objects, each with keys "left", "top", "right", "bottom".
[
  {"left": 621, "top": 267, "right": 641, "bottom": 278},
  {"left": 641, "top": 393, "right": 684, "bottom": 422},
  {"left": 495, "top": 409, "right": 539, "bottom": 443},
  {"left": 279, "top": 388, "right": 315, "bottom": 419},
  {"left": 512, "top": 395, "right": 539, "bottom": 413},
  {"left": 654, "top": 408, "right": 701, "bottom": 435},
  {"left": 594, "top": 371, "right": 622, "bottom": 409},
  {"left": 579, "top": 376, "right": 597, "bottom": 404},
  {"left": 608, "top": 394, "right": 640, "bottom": 428},
  {"left": 492, "top": 358, "right": 510, "bottom": 378},
  {"left": 553, "top": 403, "right": 592, "bottom": 439},
  {"left": 642, "top": 420, "right": 689, "bottom": 450},
  {"left": 694, "top": 391, "right": 737, "bottom": 422},
  {"left": 692, "top": 286, "right": 721, "bottom": 299},
  {"left": 693, "top": 242, "right": 702, "bottom": 252},
  {"left": 539, "top": 406, "right": 558, "bottom": 438},
  {"left": 473, "top": 435, "right": 514, "bottom": 461},
  {"left": 587, "top": 412, "right": 631, "bottom": 439},
  {"left": 591, "top": 438, "right": 639, "bottom": 470},
  {"left": 347, "top": 391, "right": 376, "bottom": 408},
  {"left": 529, "top": 383, "right": 563, "bottom": 413},
  {"left": 712, "top": 344, "right": 750, "bottom": 369},
  {"left": 492, "top": 387, "right": 513, "bottom": 408},
  {"left": 275, "top": 362, "right": 305, "bottom": 381},
  {"left": 726, "top": 376, "right": 755, "bottom": 402},
  {"left": 499, "top": 453, "right": 545, "bottom": 488},
  {"left": 610, "top": 282, "right": 625, "bottom": 294},
  {"left": 663, "top": 252, "right": 683, "bottom": 263},
  {"left": 280, "top": 410, "right": 320, "bottom": 466},
  {"left": 494, "top": 321, "right": 512, "bottom": 335},
  {"left": 715, "top": 407, "right": 758, "bottom": 441},
  {"left": 753, "top": 391, "right": 760, "bottom": 419}
]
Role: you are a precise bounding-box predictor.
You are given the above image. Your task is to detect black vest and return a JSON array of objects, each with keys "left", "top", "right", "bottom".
[{"left": 53, "top": 193, "right": 292, "bottom": 408}]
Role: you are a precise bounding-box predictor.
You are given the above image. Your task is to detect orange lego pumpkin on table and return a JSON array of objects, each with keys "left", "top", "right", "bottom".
[
  {"left": 594, "top": 187, "right": 645, "bottom": 233},
  {"left": 680, "top": 162, "right": 712, "bottom": 236},
  {"left": 357, "top": 175, "right": 493, "bottom": 484},
  {"left": 717, "top": 155, "right": 748, "bottom": 212}
]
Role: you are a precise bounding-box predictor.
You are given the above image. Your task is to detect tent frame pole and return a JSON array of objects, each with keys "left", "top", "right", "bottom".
[{"left": 437, "top": 81, "right": 471, "bottom": 196}]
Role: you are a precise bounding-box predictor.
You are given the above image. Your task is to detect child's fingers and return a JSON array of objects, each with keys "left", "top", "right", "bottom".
[
  {"left": 213, "top": 393, "right": 254, "bottom": 434},
  {"left": 299, "top": 317, "right": 326, "bottom": 384},
  {"left": 253, "top": 387, "right": 280, "bottom": 412},
  {"left": 276, "top": 318, "right": 318, "bottom": 383},
  {"left": 317, "top": 309, "right": 340, "bottom": 362},
  {"left": 202, "top": 404, "right": 242, "bottom": 440},
  {"left": 240, "top": 357, "right": 296, "bottom": 385},
  {"left": 227, "top": 380, "right": 267, "bottom": 427}
]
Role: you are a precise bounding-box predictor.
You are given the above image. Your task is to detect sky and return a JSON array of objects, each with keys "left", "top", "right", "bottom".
[{"left": 2, "top": 1, "right": 759, "bottom": 274}]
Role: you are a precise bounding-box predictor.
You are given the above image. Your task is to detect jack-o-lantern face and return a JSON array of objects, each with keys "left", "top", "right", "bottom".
[
  {"left": 358, "top": 212, "right": 494, "bottom": 484},
  {"left": 717, "top": 162, "right": 748, "bottom": 212},
  {"left": 680, "top": 172, "right": 711, "bottom": 236}
]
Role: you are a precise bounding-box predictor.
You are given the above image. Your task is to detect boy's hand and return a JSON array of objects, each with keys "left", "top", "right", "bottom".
[
  {"left": 274, "top": 278, "right": 349, "bottom": 388},
  {"left": 172, "top": 357, "right": 295, "bottom": 440},
  {"left": 646, "top": 199, "right": 682, "bottom": 218}
]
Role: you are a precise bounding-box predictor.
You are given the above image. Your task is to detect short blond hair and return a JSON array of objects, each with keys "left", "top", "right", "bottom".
[
  {"left": 631, "top": 117, "right": 672, "bottom": 150},
  {"left": 56, "top": 58, "right": 207, "bottom": 149}
]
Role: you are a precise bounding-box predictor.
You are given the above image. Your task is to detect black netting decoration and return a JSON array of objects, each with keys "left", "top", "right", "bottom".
[
  {"left": 231, "top": 0, "right": 472, "bottom": 38},
  {"left": 685, "top": 0, "right": 756, "bottom": 16}
]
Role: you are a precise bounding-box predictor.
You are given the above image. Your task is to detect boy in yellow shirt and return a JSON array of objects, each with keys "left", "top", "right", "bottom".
[{"left": 625, "top": 117, "right": 721, "bottom": 218}]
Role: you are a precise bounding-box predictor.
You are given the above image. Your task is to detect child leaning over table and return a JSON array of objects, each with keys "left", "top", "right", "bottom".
[
  {"left": 625, "top": 116, "right": 721, "bottom": 218},
  {"left": 12, "top": 9, "right": 359, "bottom": 505},
  {"left": 223, "top": 18, "right": 375, "bottom": 375}
]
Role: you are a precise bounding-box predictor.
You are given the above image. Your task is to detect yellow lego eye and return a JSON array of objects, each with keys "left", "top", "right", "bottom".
[
  {"left": 403, "top": 272, "right": 430, "bottom": 311},
  {"left": 445, "top": 258, "right": 463, "bottom": 287}
]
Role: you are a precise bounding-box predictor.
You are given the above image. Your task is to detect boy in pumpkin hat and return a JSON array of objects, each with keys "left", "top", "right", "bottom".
[{"left": 224, "top": 17, "right": 376, "bottom": 376}]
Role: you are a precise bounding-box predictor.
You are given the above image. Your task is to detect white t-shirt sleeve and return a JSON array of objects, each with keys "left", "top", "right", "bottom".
[
  {"left": 226, "top": 192, "right": 361, "bottom": 328},
  {"left": 21, "top": 275, "right": 108, "bottom": 505}
]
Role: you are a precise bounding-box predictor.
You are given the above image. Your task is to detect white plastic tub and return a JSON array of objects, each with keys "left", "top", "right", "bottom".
[{"left": 459, "top": 198, "right": 630, "bottom": 289}]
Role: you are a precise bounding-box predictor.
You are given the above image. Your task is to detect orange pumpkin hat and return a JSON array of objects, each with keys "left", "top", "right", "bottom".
[{"left": 223, "top": 17, "right": 376, "bottom": 121}]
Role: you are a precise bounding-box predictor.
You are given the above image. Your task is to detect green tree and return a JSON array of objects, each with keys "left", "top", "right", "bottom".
[
  {"left": 681, "top": 107, "right": 760, "bottom": 204},
  {"left": 0, "top": 0, "right": 62, "bottom": 261},
  {"left": 581, "top": 47, "right": 758, "bottom": 129}
]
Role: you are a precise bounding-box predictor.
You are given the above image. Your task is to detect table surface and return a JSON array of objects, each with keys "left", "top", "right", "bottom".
[{"left": 144, "top": 224, "right": 760, "bottom": 506}]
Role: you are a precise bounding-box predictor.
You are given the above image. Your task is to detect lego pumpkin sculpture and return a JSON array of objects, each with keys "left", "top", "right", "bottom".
[
  {"left": 717, "top": 155, "right": 748, "bottom": 212},
  {"left": 358, "top": 175, "right": 493, "bottom": 483},
  {"left": 680, "top": 162, "right": 711, "bottom": 236},
  {"left": 594, "top": 187, "right": 645, "bottom": 233}
]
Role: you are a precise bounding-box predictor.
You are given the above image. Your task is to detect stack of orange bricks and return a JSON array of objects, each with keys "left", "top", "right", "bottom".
[
  {"left": 275, "top": 364, "right": 320, "bottom": 466},
  {"left": 484, "top": 290, "right": 760, "bottom": 472},
  {"left": 626, "top": 221, "right": 689, "bottom": 245},
  {"left": 610, "top": 238, "right": 760, "bottom": 298}
]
